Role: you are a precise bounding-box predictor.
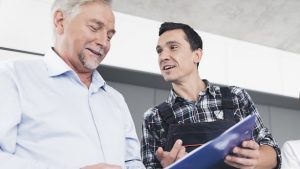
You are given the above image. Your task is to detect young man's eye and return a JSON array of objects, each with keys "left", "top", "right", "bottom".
[
  {"left": 170, "top": 45, "right": 178, "bottom": 50},
  {"left": 156, "top": 48, "right": 162, "bottom": 54}
]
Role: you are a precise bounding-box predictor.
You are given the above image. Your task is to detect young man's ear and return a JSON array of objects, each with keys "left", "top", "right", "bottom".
[
  {"left": 193, "top": 48, "right": 203, "bottom": 65},
  {"left": 53, "top": 10, "right": 64, "bottom": 35}
]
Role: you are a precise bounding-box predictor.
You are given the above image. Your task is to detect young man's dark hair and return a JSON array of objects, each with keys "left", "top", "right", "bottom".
[{"left": 159, "top": 22, "right": 203, "bottom": 51}]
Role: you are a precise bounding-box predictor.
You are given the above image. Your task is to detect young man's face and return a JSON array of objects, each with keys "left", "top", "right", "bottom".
[
  {"left": 156, "top": 29, "right": 200, "bottom": 83},
  {"left": 55, "top": 1, "right": 115, "bottom": 72}
]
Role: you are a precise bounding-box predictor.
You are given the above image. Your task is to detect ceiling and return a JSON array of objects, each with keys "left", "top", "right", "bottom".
[{"left": 112, "top": 0, "right": 300, "bottom": 55}]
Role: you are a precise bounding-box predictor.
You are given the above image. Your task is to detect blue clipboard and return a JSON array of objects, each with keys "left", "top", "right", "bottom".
[{"left": 166, "top": 114, "right": 256, "bottom": 169}]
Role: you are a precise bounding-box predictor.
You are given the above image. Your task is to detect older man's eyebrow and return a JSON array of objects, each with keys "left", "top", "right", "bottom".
[
  {"left": 89, "top": 19, "right": 116, "bottom": 34},
  {"left": 89, "top": 19, "right": 104, "bottom": 26},
  {"left": 108, "top": 29, "right": 116, "bottom": 35}
]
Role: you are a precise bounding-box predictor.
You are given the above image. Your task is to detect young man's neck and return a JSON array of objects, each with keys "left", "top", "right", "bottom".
[{"left": 172, "top": 76, "right": 206, "bottom": 102}]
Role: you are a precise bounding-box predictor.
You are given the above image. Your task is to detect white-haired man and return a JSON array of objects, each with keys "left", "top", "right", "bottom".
[{"left": 0, "top": 0, "right": 144, "bottom": 169}]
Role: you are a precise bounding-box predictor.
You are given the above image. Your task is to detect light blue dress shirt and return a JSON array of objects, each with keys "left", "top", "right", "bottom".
[{"left": 0, "top": 48, "right": 145, "bottom": 169}]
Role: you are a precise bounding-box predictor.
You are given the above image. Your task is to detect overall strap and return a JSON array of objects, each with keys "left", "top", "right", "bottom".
[
  {"left": 157, "top": 86, "right": 236, "bottom": 132},
  {"left": 156, "top": 102, "right": 177, "bottom": 125},
  {"left": 220, "top": 86, "right": 235, "bottom": 121}
]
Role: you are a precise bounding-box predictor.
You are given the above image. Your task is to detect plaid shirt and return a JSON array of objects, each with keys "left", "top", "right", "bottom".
[{"left": 141, "top": 80, "right": 281, "bottom": 169}]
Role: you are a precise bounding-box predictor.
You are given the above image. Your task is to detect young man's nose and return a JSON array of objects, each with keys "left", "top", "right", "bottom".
[{"left": 159, "top": 50, "right": 171, "bottom": 60}]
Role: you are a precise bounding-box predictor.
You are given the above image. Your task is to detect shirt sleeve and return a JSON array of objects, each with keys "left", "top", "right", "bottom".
[
  {"left": 234, "top": 87, "right": 282, "bottom": 169},
  {"left": 0, "top": 65, "right": 76, "bottom": 169},
  {"left": 0, "top": 65, "right": 27, "bottom": 168},
  {"left": 119, "top": 98, "right": 145, "bottom": 169},
  {"left": 141, "top": 109, "right": 164, "bottom": 169}
]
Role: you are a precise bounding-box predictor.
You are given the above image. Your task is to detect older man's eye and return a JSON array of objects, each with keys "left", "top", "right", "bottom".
[
  {"left": 88, "top": 25, "right": 97, "bottom": 32},
  {"left": 107, "top": 33, "right": 114, "bottom": 41}
]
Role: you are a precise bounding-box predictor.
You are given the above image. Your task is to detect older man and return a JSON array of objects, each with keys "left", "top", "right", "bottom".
[{"left": 0, "top": 0, "right": 144, "bottom": 169}]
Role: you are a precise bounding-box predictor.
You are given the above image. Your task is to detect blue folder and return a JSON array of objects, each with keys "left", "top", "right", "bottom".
[{"left": 166, "top": 114, "right": 256, "bottom": 169}]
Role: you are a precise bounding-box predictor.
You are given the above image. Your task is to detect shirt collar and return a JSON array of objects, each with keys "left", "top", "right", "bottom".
[
  {"left": 91, "top": 70, "right": 107, "bottom": 91},
  {"left": 166, "top": 79, "right": 217, "bottom": 104},
  {"left": 43, "top": 47, "right": 107, "bottom": 90},
  {"left": 43, "top": 47, "right": 72, "bottom": 77},
  {"left": 202, "top": 79, "right": 217, "bottom": 97}
]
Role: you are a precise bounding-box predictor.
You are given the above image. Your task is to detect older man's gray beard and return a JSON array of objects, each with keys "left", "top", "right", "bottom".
[{"left": 79, "top": 49, "right": 104, "bottom": 70}]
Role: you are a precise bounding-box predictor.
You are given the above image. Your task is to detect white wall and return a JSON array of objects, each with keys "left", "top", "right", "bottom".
[
  {"left": 0, "top": 0, "right": 53, "bottom": 53},
  {"left": 1, "top": 0, "right": 299, "bottom": 98}
]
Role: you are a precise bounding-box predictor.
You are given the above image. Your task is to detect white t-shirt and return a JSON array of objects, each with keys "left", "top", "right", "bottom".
[{"left": 282, "top": 140, "right": 300, "bottom": 169}]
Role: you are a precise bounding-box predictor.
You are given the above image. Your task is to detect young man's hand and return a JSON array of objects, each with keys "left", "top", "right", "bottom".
[
  {"left": 155, "top": 139, "right": 187, "bottom": 167},
  {"left": 224, "top": 140, "right": 277, "bottom": 169}
]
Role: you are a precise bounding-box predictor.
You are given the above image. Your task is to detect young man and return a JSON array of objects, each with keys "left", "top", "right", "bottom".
[
  {"left": 0, "top": 0, "right": 144, "bottom": 169},
  {"left": 141, "top": 22, "right": 281, "bottom": 169}
]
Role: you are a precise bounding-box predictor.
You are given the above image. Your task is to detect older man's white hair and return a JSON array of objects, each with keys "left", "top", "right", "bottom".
[{"left": 51, "top": 0, "right": 112, "bottom": 38}]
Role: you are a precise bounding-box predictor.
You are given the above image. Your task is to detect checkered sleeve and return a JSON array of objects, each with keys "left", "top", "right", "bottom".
[
  {"left": 141, "top": 109, "right": 164, "bottom": 169},
  {"left": 234, "top": 87, "right": 282, "bottom": 168}
]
